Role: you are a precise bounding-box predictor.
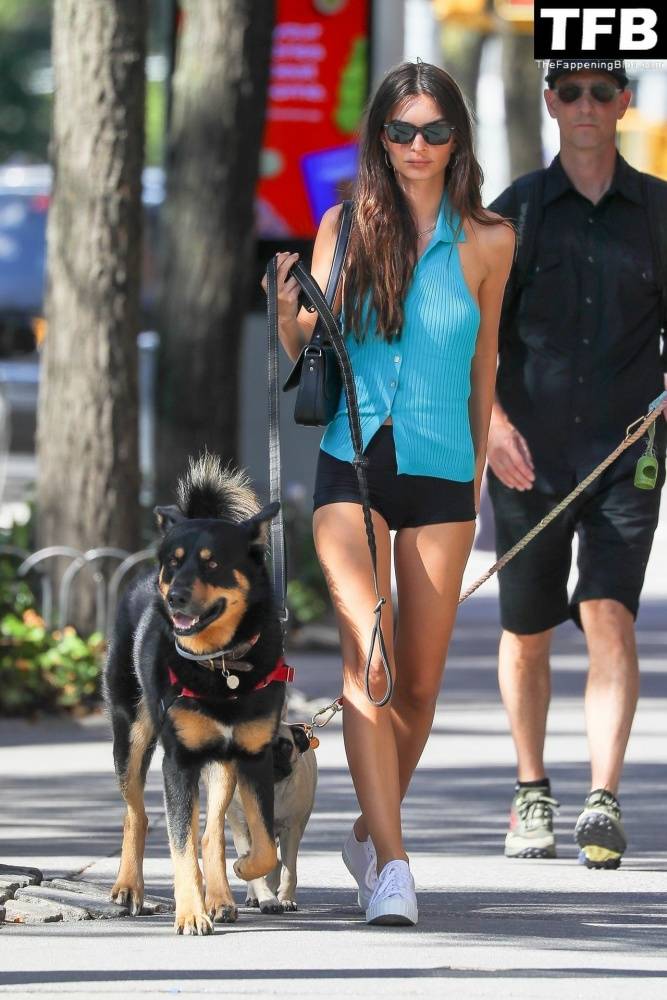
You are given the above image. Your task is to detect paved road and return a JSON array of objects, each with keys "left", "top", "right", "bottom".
[{"left": 1, "top": 595, "right": 666, "bottom": 999}]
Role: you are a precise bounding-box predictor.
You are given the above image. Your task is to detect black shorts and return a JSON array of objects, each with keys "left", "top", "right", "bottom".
[
  {"left": 313, "top": 424, "right": 476, "bottom": 530},
  {"left": 487, "top": 462, "right": 664, "bottom": 635}
]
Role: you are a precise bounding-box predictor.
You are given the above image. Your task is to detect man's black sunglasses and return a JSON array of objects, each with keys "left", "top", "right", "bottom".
[
  {"left": 383, "top": 119, "right": 456, "bottom": 145},
  {"left": 555, "top": 82, "right": 622, "bottom": 104}
]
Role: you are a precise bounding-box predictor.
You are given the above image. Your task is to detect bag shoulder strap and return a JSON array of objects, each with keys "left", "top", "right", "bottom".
[
  {"left": 496, "top": 170, "right": 545, "bottom": 336},
  {"left": 325, "top": 199, "right": 353, "bottom": 304},
  {"left": 310, "top": 200, "right": 353, "bottom": 346},
  {"left": 640, "top": 172, "right": 667, "bottom": 330}
]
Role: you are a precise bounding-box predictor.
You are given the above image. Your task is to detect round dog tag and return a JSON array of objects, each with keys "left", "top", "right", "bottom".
[
  {"left": 309, "top": 736, "right": 320, "bottom": 750},
  {"left": 226, "top": 673, "right": 240, "bottom": 690}
]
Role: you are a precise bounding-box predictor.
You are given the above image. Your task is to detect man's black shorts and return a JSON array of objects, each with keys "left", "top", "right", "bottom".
[{"left": 487, "top": 460, "right": 664, "bottom": 635}]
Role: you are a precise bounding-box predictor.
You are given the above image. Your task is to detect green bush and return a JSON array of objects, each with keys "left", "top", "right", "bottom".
[
  {"left": 0, "top": 509, "right": 35, "bottom": 617},
  {"left": 0, "top": 563, "right": 34, "bottom": 619},
  {"left": 0, "top": 513, "right": 105, "bottom": 716},
  {"left": 0, "top": 610, "right": 105, "bottom": 716},
  {"left": 286, "top": 579, "right": 327, "bottom": 625}
]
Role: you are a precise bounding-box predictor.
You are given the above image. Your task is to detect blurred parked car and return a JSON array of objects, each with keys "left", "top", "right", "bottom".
[{"left": 0, "top": 163, "right": 164, "bottom": 451}]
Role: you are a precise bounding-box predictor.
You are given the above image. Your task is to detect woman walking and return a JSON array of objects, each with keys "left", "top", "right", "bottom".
[{"left": 268, "top": 61, "right": 514, "bottom": 925}]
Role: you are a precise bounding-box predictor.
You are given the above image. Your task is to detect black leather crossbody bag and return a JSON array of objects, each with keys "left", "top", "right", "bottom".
[{"left": 281, "top": 200, "right": 353, "bottom": 426}]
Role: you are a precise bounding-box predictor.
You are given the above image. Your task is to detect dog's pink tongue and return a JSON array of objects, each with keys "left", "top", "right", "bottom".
[{"left": 173, "top": 612, "right": 196, "bottom": 630}]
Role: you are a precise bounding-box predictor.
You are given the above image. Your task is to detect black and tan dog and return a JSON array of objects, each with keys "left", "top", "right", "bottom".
[{"left": 103, "top": 454, "right": 291, "bottom": 935}]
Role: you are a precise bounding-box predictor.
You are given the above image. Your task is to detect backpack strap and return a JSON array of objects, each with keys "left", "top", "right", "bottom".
[
  {"left": 513, "top": 169, "right": 546, "bottom": 292},
  {"left": 640, "top": 173, "right": 667, "bottom": 370},
  {"left": 496, "top": 169, "right": 546, "bottom": 337}
]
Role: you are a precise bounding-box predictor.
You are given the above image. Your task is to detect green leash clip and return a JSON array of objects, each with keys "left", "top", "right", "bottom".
[{"left": 634, "top": 423, "right": 658, "bottom": 490}]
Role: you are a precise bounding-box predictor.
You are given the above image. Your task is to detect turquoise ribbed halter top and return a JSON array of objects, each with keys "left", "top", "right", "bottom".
[{"left": 320, "top": 193, "right": 480, "bottom": 481}]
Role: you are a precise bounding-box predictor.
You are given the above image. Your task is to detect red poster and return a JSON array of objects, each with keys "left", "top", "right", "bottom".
[{"left": 256, "top": 0, "right": 370, "bottom": 239}]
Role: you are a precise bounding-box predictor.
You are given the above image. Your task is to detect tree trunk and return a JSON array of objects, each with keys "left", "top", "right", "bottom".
[
  {"left": 502, "top": 30, "right": 543, "bottom": 178},
  {"left": 157, "top": 0, "right": 275, "bottom": 495},
  {"left": 38, "top": 0, "right": 146, "bottom": 629}
]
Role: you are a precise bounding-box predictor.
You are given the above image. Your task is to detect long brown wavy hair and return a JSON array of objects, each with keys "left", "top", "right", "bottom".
[{"left": 344, "top": 61, "right": 494, "bottom": 343}]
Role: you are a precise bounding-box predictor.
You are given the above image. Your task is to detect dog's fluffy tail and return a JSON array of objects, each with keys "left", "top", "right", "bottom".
[{"left": 176, "top": 451, "right": 261, "bottom": 523}]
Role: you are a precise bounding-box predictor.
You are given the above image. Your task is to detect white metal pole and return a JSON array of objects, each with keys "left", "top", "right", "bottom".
[
  {"left": 403, "top": 0, "right": 440, "bottom": 64},
  {"left": 371, "top": 0, "right": 405, "bottom": 87}
]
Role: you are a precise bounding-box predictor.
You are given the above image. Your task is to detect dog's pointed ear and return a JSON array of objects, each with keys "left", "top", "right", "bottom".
[
  {"left": 154, "top": 505, "right": 186, "bottom": 535},
  {"left": 244, "top": 501, "right": 280, "bottom": 550}
]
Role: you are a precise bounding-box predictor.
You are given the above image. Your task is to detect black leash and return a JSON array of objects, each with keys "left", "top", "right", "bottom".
[
  {"left": 266, "top": 233, "right": 393, "bottom": 707},
  {"left": 266, "top": 204, "right": 354, "bottom": 638},
  {"left": 267, "top": 240, "right": 289, "bottom": 634}
]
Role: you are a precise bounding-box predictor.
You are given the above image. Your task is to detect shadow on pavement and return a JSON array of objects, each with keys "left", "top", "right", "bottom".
[
  {"left": 1, "top": 594, "right": 664, "bottom": 979},
  {"left": 3, "top": 961, "right": 667, "bottom": 987},
  {"left": 2, "top": 760, "right": 665, "bottom": 871}
]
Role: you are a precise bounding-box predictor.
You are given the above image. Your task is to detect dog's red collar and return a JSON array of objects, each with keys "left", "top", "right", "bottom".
[
  {"left": 167, "top": 657, "right": 294, "bottom": 701},
  {"left": 167, "top": 669, "right": 199, "bottom": 700},
  {"left": 253, "top": 659, "right": 295, "bottom": 690}
]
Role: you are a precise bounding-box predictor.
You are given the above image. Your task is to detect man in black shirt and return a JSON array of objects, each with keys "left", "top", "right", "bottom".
[{"left": 487, "top": 59, "right": 667, "bottom": 869}]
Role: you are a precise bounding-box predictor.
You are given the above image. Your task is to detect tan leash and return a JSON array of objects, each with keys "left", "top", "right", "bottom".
[
  {"left": 458, "top": 392, "right": 667, "bottom": 603},
  {"left": 301, "top": 392, "right": 667, "bottom": 734}
]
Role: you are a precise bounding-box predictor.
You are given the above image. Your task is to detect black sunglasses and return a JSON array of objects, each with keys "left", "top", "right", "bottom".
[
  {"left": 555, "top": 82, "right": 622, "bottom": 104},
  {"left": 383, "top": 119, "right": 456, "bottom": 145}
]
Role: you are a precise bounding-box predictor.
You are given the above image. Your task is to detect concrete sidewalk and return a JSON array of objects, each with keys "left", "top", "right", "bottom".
[{"left": 1, "top": 596, "right": 666, "bottom": 999}]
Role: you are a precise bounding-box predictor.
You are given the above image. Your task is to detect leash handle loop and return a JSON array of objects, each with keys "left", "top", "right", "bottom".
[{"left": 363, "top": 597, "right": 392, "bottom": 707}]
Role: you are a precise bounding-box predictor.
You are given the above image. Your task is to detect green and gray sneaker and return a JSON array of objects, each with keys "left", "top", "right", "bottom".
[
  {"left": 504, "top": 784, "right": 559, "bottom": 859},
  {"left": 575, "top": 788, "right": 627, "bottom": 870}
]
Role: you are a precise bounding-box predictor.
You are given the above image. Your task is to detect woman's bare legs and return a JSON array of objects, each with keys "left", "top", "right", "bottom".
[
  {"left": 314, "top": 501, "right": 476, "bottom": 862},
  {"left": 353, "top": 519, "right": 476, "bottom": 842},
  {"left": 313, "top": 502, "right": 403, "bottom": 869}
]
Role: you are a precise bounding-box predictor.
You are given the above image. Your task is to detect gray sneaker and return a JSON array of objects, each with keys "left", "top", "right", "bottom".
[
  {"left": 575, "top": 788, "right": 627, "bottom": 869},
  {"left": 504, "top": 784, "right": 559, "bottom": 859}
]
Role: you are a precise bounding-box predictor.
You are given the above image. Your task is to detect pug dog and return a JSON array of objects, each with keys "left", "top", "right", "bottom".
[{"left": 227, "top": 721, "right": 317, "bottom": 912}]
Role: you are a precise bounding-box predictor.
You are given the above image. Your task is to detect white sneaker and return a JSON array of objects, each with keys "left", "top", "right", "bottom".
[
  {"left": 365, "top": 859, "right": 418, "bottom": 926},
  {"left": 342, "top": 828, "right": 378, "bottom": 909}
]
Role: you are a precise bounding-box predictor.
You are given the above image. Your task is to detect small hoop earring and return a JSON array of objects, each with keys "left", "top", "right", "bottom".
[{"left": 384, "top": 148, "right": 392, "bottom": 170}]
